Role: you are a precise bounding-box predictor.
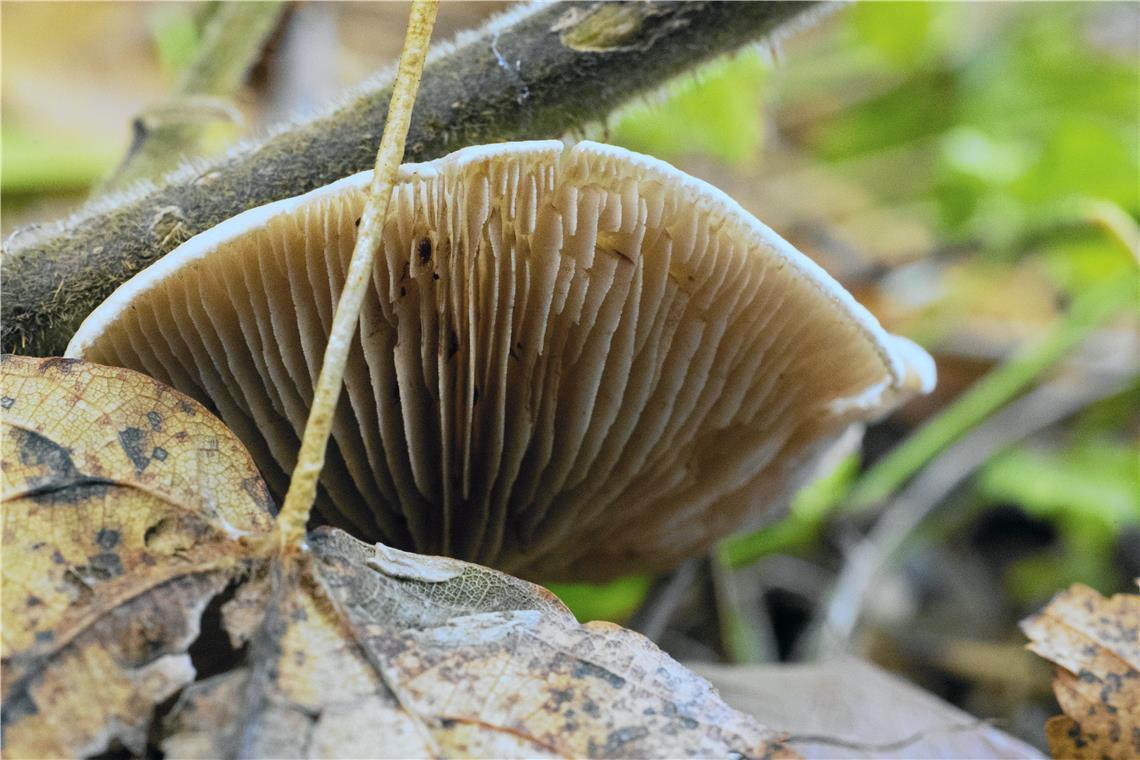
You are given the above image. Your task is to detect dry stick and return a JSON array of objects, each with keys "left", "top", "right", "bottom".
[
  {"left": 628, "top": 558, "right": 701, "bottom": 642},
  {"left": 276, "top": 1, "right": 439, "bottom": 552},
  {"left": 812, "top": 351, "right": 1137, "bottom": 657}
]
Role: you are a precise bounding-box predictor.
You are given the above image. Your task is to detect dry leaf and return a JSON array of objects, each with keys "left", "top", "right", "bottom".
[
  {"left": 2, "top": 355, "right": 793, "bottom": 758},
  {"left": 164, "top": 529, "right": 796, "bottom": 758},
  {"left": 0, "top": 355, "right": 275, "bottom": 757},
  {"left": 693, "top": 657, "right": 1044, "bottom": 759},
  {"left": 1021, "top": 583, "right": 1140, "bottom": 760}
]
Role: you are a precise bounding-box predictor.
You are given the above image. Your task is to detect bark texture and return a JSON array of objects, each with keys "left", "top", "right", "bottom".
[{"left": 2, "top": 1, "right": 818, "bottom": 356}]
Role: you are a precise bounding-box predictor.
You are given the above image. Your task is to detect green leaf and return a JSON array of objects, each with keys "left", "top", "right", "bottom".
[
  {"left": 610, "top": 50, "right": 767, "bottom": 165},
  {"left": 546, "top": 575, "right": 652, "bottom": 624},
  {"left": 850, "top": 1, "right": 937, "bottom": 67},
  {"left": 978, "top": 441, "right": 1140, "bottom": 529}
]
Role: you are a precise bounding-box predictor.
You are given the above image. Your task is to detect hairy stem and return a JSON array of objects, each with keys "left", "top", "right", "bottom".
[{"left": 2, "top": 0, "right": 819, "bottom": 356}]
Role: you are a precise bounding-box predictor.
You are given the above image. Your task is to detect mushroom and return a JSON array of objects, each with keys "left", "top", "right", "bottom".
[{"left": 66, "top": 141, "right": 934, "bottom": 581}]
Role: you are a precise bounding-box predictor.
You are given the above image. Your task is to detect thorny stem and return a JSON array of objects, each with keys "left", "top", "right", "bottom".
[{"left": 276, "top": 0, "right": 439, "bottom": 553}]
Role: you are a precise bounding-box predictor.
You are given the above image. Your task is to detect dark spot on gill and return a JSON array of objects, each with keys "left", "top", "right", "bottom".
[
  {"left": 447, "top": 331, "right": 460, "bottom": 360},
  {"left": 418, "top": 238, "right": 432, "bottom": 265}
]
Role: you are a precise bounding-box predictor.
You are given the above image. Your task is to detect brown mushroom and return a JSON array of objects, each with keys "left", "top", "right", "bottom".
[{"left": 66, "top": 140, "right": 934, "bottom": 580}]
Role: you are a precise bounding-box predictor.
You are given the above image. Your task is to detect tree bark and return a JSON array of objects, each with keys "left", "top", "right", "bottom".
[{"left": 2, "top": 0, "right": 819, "bottom": 356}]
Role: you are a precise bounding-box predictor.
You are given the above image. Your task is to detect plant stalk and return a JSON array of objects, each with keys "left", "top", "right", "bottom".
[{"left": 277, "top": 0, "right": 438, "bottom": 552}]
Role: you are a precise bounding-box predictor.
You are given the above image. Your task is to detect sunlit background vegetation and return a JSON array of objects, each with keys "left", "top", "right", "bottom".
[{"left": 3, "top": 2, "right": 1137, "bottom": 750}]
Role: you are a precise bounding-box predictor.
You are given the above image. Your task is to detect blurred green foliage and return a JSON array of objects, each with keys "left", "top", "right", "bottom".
[
  {"left": 571, "top": 2, "right": 1138, "bottom": 624},
  {"left": 546, "top": 575, "right": 652, "bottom": 624},
  {"left": 607, "top": 50, "right": 768, "bottom": 166},
  {"left": 1, "top": 127, "right": 122, "bottom": 194},
  {"left": 149, "top": 5, "right": 204, "bottom": 78},
  {"left": 979, "top": 438, "right": 1139, "bottom": 601}
]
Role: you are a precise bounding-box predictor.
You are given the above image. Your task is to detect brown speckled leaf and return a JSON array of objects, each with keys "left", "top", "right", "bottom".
[
  {"left": 0, "top": 355, "right": 274, "bottom": 757},
  {"left": 1, "top": 355, "right": 790, "bottom": 758},
  {"left": 164, "top": 528, "right": 795, "bottom": 758},
  {"left": 1021, "top": 583, "right": 1140, "bottom": 760}
]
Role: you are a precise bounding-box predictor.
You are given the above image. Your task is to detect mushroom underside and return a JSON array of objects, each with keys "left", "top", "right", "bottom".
[{"left": 67, "top": 141, "right": 930, "bottom": 581}]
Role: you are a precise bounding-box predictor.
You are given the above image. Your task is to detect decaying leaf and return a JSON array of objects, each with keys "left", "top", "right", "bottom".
[
  {"left": 0, "top": 355, "right": 275, "bottom": 757},
  {"left": 2, "top": 355, "right": 793, "bottom": 758},
  {"left": 693, "top": 657, "right": 1044, "bottom": 759},
  {"left": 164, "top": 529, "right": 796, "bottom": 758},
  {"left": 1021, "top": 583, "right": 1140, "bottom": 760}
]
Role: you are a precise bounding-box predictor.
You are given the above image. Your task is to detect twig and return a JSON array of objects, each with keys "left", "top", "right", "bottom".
[
  {"left": 102, "top": 2, "right": 288, "bottom": 192},
  {"left": 844, "top": 276, "right": 1137, "bottom": 516},
  {"left": 627, "top": 558, "right": 700, "bottom": 642},
  {"left": 712, "top": 554, "right": 778, "bottom": 663},
  {"left": 843, "top": 204, "right": 1139, "bottom": 515},
  {"left": 276, "top": 1, "right": 438, "bottom": 552},
  {"left": 788, "top": 719, "right": 1004, "bottom": 755},
  {"left": 2, "top": 1, "right": 820, "bottom": 357},
  {"left": 813, "top": 333, "right": 1137, "bottom": 655}
]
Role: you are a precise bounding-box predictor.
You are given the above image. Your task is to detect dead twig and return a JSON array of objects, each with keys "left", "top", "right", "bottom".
[{"left": 812, "top": 335, "right": 1137, "bottom": 656}]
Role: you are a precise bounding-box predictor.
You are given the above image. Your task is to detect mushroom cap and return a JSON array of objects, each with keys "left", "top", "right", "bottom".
[{"left": 67, "top": 140, "right": 934, "bottom": 581}]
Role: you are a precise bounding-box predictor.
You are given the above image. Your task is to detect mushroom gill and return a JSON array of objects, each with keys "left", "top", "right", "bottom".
[{"left": 66, "top": 141, "right": 934, "bottom": 581}]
